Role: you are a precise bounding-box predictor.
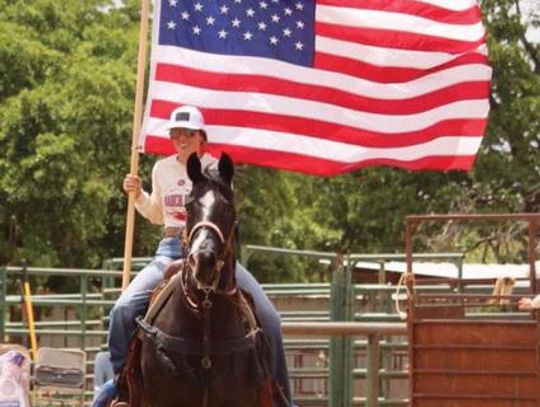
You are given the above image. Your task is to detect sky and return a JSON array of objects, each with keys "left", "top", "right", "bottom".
[{"left": 521, "top": 0, "right": 539, "bottom": 42}]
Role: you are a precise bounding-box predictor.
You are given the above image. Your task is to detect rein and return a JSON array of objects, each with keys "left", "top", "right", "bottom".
[{"left": 183, "top": 220, "right": 239, "bottom": 374}]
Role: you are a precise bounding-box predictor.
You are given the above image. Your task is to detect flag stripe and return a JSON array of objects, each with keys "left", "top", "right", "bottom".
[
  {"left": 317, "top": 22, "right": 486, "bottom": 53},
  {"left": 145, "top": 137, "right": 478, "bottom": 175},
  {"left": 317, "top": 0, "right": 482, "bottom": 24},
  {"left": 149, "top": 127, "right": 483, "bottom": 162},
  {"left": 414, "top": 0, "right": 479, "bottom": 12},
  {"left": 313, "top": 51, "right": 489, "bottom": 83},
  {"left": 317, "top": 5, "right": 485, "bottom": 41},
  {"left": 206, "top": 145, "right": 478, "bottom": 175},
  {"left": 316, "top": 36, "right": 488, "bottom": 70},
  {"left": 155, "top": 63, "right": 490, "bottom": 115},
  {"left": 152, "top": 46, "right": 492, "bottom": 100},
  {"left": 147, "top": 81, "right": 490, "bottom": 133},
  {"left": 149, "top": 103, "right": 487, "bottom": 148}
]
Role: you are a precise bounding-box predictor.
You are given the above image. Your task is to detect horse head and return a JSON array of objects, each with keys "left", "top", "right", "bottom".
[{"left": 184, "top": 152, "right": 236, "bottom": 294}]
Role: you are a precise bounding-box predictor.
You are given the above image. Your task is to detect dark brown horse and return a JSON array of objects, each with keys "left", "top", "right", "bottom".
[{"left": 133, "top": 153, "right": 272, "bottom": 407}]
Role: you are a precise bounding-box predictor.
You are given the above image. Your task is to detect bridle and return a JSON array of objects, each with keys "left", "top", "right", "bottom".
[
  {"left": 183, "top": 219, "right": 236, "bottom": 295},
  {"left": 180, "top": 218, "right": 260, "bottom": 407}
]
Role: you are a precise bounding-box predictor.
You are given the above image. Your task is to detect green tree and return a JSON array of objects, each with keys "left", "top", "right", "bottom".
[
  {"left": 0, "top": 0, "right": 149, "bottom": 270},
  {"left": 417, "top": 0, "right": 540, "bottom": 262}
]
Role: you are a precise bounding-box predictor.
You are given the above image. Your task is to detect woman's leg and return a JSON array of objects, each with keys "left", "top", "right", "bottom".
[
  {"left": 92, "top": 258, "right": 170, "bottom": 407},
  {"left": 107, "top": 256, "right": 172, "bottom": 373},
  {"left": 235, "top": 262, "right": 292, "bottom": 406},
  {"left": 92, "top": 238, "right": 183, "bottom": 407},
  {"left": 108, "top": 237, "right": 183, "bottom": 374}
]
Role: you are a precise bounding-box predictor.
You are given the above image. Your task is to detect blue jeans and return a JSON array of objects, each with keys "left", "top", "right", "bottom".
[
  {"left": 108, "top": 237, "right": 183, "bottom": 373},
  {"left": 107, "top": 237, "right": 292, "bottom": 403},
  {"left": 92, "top": 351, "right": 114, "bottom": 394}
]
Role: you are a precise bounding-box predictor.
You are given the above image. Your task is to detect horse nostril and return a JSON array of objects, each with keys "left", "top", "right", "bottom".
[
  {"left": 188, "top": 253, "right": 197, "bottom": 269},
  {"left": 198, "top": 251, "right": 217, "bottom": 270}
]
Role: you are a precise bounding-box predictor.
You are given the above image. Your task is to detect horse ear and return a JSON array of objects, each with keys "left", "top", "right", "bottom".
[
  {"left": 187, "top": 153, "right": 203, "bottom": 183},
  {"left": 218, "top": 153, "right": 234, "bottom": 185}
]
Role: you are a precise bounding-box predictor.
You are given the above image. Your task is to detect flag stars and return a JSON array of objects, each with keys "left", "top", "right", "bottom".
[
  {"left": 218, "top": 29, "right": 228, "bottom": 39},
  {"left": 162, "top": 0, "right": 311, "bottom": 65}
]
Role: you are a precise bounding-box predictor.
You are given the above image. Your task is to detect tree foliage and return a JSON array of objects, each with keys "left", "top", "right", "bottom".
[
  {"left": 0, "top": 0, "right": 146, "bottom": 269},
  {"left": 0, "top": 0, "right": 538, "bottom": 283}
]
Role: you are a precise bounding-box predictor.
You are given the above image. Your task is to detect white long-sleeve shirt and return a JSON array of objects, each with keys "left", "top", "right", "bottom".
[{"left": 135, "top": 154, "right": 216, "bottom": 228}]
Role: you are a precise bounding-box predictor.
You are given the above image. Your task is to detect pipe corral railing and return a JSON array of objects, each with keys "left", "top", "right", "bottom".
[{"left": 0, "top": 245, "right": 532, "bottom": 406}]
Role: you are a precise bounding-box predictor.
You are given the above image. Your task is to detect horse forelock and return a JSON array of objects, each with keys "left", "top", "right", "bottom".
[{"left": 201, "top": 165, "right": 233, "bottom": 201}]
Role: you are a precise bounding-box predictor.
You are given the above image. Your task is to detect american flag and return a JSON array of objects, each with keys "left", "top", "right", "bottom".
[{"left": 140, "top": 0, "right": 492, "bottom": 176}]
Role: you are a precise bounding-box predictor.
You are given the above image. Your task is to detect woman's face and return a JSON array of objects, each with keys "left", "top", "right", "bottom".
[{"left": 170, "top": 128, "right": 204, "bottom": 162}]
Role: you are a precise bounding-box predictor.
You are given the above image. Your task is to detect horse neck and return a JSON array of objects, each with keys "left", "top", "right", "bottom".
[{"left": 164, "top": 268, "right": 246, "bottom": 340}]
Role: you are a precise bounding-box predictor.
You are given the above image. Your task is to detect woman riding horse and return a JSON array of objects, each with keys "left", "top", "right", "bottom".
[
  {"left": 92, "top": 106, "right": 291, "bottom": 406},
  {"left": 136, "top": 153, "right": 286, "bottom": 406}
]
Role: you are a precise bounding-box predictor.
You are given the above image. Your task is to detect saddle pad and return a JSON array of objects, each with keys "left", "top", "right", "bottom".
[
  {"left": 144, "top": 271, "right": 181, "bottom": 323},
  {"left": 34, "top": 366, "right": 85, "bottom": 388}
]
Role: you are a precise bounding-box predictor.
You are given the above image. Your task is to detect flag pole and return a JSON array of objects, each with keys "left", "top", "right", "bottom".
[{"left": 122, "top": 0, "right": 150, "bottom": 291}]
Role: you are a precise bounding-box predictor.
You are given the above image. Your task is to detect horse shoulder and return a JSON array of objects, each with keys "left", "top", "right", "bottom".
[{"left": 164, "top": 259, "right": 185, "bottom": 280}]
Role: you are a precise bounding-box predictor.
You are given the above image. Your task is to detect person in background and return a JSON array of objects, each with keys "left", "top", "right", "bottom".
[{"left": 518, "top": 294, "right": 540, "bottom": 310}]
